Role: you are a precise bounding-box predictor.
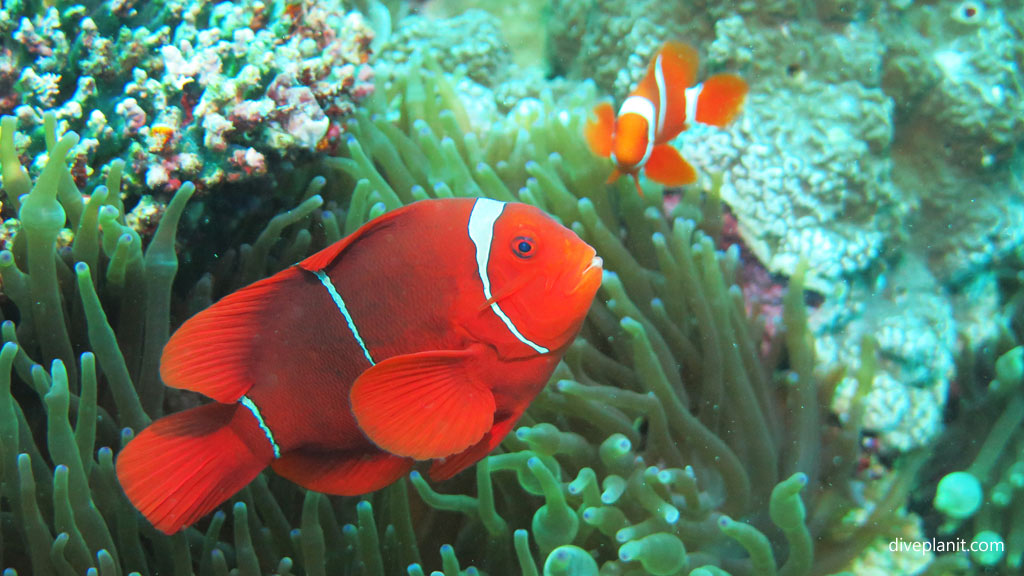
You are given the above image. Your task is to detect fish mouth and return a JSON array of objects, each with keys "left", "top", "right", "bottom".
[{"left": 570, "top": 255, "right": 603, "bottom": 294}]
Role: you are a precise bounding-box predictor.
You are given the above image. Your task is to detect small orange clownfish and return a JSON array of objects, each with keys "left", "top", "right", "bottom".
[
  {"left": 585, "top": 41, "right": 748, "bottom": 195},
  {"left": 116, "top": 198, "right": 602, "bottom": 534}
]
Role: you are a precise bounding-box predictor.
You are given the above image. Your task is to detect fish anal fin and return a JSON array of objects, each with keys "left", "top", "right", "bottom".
[
  {"left": 116, "top": 404, "right": 275, "bottom": 534},
  {"left": 696, "top": 74, "right": 749, "bottom": 127},
  {"left": 160, "top": 267, "right": 303, "bottom": 403},
  {"left": 271, "top": 448, "right": 413, "bottom": 495},
  {"left": 428, "top": 414, "right": 519, "bottom": 481},
  {"left": 585, "top": 102, "right": 615, "bottom": 159},
  {"left": 350, "top": 348, "right": 495, "bottom": 461},
  {"left": 644, "top": 145, "right": 698, "bottom": 187}
]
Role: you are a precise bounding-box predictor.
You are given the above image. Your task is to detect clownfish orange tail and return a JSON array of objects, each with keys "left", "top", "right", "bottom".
[
  {"left": 585, "top": 102, "right": 615, "bottom": 158},
  {"left": 116, "top": 403, "right": 275, "bottom": 534},
  {"left": 695, "top": 74, "right": 749, "bottom": 127}
]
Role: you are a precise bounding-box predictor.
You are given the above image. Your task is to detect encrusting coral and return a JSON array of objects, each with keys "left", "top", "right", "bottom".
[
  {"left": 0, "top": 55, "right": 928, "bottom": 574},
  {"left": 4, "top": 0, "right": 375, "bottom": 195}
]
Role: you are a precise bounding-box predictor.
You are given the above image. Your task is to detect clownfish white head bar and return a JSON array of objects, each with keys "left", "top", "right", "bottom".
[{"left": 467, "top": 198, "right": 550, "bottom": 354}]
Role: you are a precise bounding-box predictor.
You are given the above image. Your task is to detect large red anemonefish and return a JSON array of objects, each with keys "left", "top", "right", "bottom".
[
  {"left": 585, "top": 41, "right": 749, "bottom": 195},
  {"left": 115, "top": 198, "right": 603, "bottom": 534}
]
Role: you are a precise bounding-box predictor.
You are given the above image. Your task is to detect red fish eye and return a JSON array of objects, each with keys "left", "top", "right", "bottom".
[{"left": 512, "top": 236, "right": 535, "bottom": 258}]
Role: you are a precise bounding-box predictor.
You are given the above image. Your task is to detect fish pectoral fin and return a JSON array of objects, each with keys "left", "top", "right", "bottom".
[
  {"left": 585, "top": 102, "right": 615, "bottom": 158},
  {"left": 350, "top": 348, "right": 495, "bottom": 461},
  {"left": 271, "top": 448, "right": 413, "bottom": 495},
  {"left": 644, "top": 145, "right": 698, "bottom": 187}
]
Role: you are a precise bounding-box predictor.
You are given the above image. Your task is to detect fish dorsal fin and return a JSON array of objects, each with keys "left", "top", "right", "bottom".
[
  {"left": 160, "top": 205, "right": 410, "bottom": 404},
  {"left": 160, "top": 267, "right": 304, "bottom": 403},
  {"left": 585, "top": 102, "right": 616, "bottom": 158},
  {"left": 271, "top": 448, "right": 413, "bottom": 495},
  {"left": 350, "top": 348, "right": 495, "bottom": 460},
  {"left": 695, "top": 74, "right": 749, "bottom": 127},
  {"left": 656, "top": 42, "right": 699, "bottom": 89},
  {"left": 644, "top": 144, "right": 697, "bottom": 187},
  {"left": 297, "top": 204, "right": 408, "bottom": 272}
]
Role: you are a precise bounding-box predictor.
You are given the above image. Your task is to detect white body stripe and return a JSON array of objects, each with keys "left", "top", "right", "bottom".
[
  {"left": 313, "top": 269, "right": 375, "bottom": 366},
  {"left": 239, "top": 395, "right": 281, "bottom": 458},
  {"left": 685, "top": 84, "right": 703, "bottom": 126},
  {"left": 654, "top": 54, "right": 667, "bottom": 136},
  {"left": 617, "top": 96, "right": 656, "bottom": 167},
  {"left": 467, "top": 198, "right": 550, "bottom": 354}
]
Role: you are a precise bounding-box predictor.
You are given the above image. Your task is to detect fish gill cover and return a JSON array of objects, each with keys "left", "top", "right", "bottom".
[{"left": 0, "top": 0, "right": 1023, "bottom": 575}]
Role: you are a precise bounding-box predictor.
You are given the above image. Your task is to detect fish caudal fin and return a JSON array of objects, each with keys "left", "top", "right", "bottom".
[
  {"left": 584, "top": 102, "right": 615, "bottom": 158},
  {"left": 350, "top": 348, "right": 495, "bottom": 460},
  {"left": 695, "top": 74, "right": 748, "bottom": 127},
  {"left": 160, "top": 268, "right": 302, "bottom": 403},
  {"left": 644, "top": 144, "right": 698, "bottom": 187},
  {"left": 116, "top": 403, "right": 275, "bottom": 534},
  {"left": 272, "top": 448, "right": 413, "bottom": 495}
]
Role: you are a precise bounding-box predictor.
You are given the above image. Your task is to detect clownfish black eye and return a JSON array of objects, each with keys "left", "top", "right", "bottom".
[{"left": 512, "top": 236, "right": 535, "bottom": 258}]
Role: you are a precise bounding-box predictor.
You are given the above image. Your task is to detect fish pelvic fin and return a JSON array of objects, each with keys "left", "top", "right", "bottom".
[
  {"left": 631, "top": 172, "right": 645, "bottom": 197},
  {"left": 695, "top": 73, "right": 749, "bottom": 127},
  {"left": 429, "top": 412, "right": 521, "bottom": 481},
  {"left": 116, "top": 403, "right": 275, "bottom": 534}
]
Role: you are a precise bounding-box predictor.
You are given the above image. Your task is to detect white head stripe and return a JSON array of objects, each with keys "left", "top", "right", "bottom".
[
  {"left": 467, "top": 199, "right": 550, "bottom": 354},
  {"left": 685, "top": 84, "right": 704, "bottom": 125},
  {"left": 468, "top": 198, "right": 505, "bottom": 303},
  {"left": 654, "top": 54, "right": 667, "bottom": 136}
]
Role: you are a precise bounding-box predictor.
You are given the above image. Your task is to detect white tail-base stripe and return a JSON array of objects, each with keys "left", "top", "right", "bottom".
[
  {"left": 685, "top": 84, "right": 703, "bottom": 126},
  {"left": 467, "top": 198, "right": 550, "bottom": 354},
  {"left": 312, "top": 269, "right": 375, "bottom": 366}
]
